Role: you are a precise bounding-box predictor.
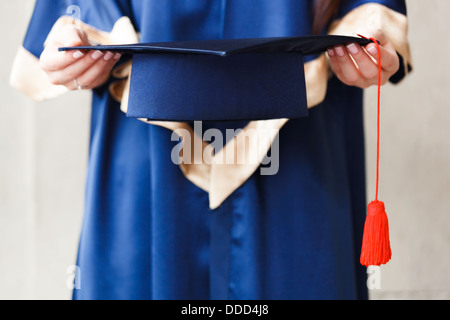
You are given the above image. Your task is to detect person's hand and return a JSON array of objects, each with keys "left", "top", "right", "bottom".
[
  {"left": 327, "top": 29, "right": 400, "bottom": 89},
  {"left": 40, "top": 23, "right": 121, "bottom": 90}
]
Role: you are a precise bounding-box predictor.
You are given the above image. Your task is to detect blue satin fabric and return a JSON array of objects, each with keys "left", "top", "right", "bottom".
[{"left": 23, "top": 0, "right": 407, "bottom": 300}]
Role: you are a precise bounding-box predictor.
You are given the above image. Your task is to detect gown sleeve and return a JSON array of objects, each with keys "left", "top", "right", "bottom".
[
  {"left": 328, "top": 0, "right": 412, "bottom": 83},
  {"left": 10, "top": 0, "right": 138, "bottom": 101}
]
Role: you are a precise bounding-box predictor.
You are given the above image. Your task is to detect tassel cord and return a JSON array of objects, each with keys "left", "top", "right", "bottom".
[
  {"left": 357, "top": 35, "right": 392, "bottom": 267},
  {"left": 358, "top": 34, "right": 382, "bottom": 202}
]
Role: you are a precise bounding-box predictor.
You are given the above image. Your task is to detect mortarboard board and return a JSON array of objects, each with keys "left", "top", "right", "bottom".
[
  {"left": 60, "top": 35, "right": 372, "bottom": 121},
  {"left": 62, "top": 35, "right": 394, "bottom": 268}
]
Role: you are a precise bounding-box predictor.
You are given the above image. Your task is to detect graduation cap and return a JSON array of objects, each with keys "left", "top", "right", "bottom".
[
  {"left": 61, "top": 35, "right": 392, "bottom": 268},
  {"left": 60, "top": 35, "right": 372, "bottom": 121}
]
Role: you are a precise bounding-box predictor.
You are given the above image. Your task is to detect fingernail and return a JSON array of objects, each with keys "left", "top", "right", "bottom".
[
  {"left": 113, "top": 53, "right": 122, "bottom": 60},
  {"left": 327, "top": 48, "right": 335, "bottom": 57},
  {"left": 104, "top": 51, "right": 114, "bottom": 61},
  {"left": 367, "top": 44, "right": 378, "bottom": 56},
  {"left": 92, "top": 50, "right": 104, "bottom": 60},
  {"left": 72, "top": 50, "right": 84, "bottom": 59},
  {"left": 335, "top": 46, "right": 345, "bottom": 57},
  {"left": 347, "top": 43, "right": 359, "bottom": 55}
]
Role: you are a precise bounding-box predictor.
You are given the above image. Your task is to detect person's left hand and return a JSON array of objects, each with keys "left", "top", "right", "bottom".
[{"left": 327, "top": 29, "right": 400, "bottom": 89}]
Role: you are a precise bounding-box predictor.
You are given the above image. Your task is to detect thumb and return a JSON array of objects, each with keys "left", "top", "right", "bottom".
[{"left": 60, "top": 23, "right": 89, "bottom": 47}]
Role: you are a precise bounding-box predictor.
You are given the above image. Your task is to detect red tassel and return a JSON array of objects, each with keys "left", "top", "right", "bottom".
[
  {"left": 357, "top": 35, "right": 392, "bottom": 267},
  {"left": 360, "top": 201, "right": 392, "bottom": 267}
]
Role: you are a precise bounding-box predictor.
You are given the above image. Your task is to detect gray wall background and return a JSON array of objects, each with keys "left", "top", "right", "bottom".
[{"left": 1, "top": 0, "right": 449, "bottom": 300}]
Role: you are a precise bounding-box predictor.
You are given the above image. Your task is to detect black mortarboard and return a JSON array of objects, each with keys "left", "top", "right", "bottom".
[{"left": 60, "top": 35, "right": 371, "bottom": 121}]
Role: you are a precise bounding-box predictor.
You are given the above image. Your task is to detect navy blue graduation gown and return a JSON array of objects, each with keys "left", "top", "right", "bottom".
[{"left": 21, "top": 0, "right": 408, "bottom": 300}]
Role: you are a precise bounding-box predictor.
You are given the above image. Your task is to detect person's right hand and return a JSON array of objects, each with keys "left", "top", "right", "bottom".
[{"left": 40, "top": 23, "right": 121, "bottom": 90}]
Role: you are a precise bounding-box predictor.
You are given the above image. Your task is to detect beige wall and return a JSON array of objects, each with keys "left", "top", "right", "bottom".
[
  {"left": 0, "top": 0, "right": 449, "bottom": 300},
  {"left": 365, "top": 1, "right": 450, "bottom": 299},
  {"left": 0, "top": 1, "right": 90, "bottom": 300}
]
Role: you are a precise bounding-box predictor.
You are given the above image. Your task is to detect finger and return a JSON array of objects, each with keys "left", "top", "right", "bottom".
[
  {"left": 65, "top": 52, "right": 121, "bottom": 90},
  {"left": 78, "top": 52, "right": 120, "bottom": 89},
  {"left": 48, "top": 50, "right": 106, "bottom": 85},
  {"left": 332, "top": 45, "right": 366, "bottom": 86},
  {"left": 65, "top": 78, "right": 85, "bottom": 91},
  {"left": 358, "top": 28, "right": 399, "bottom": 73},
  {"left": 346, "top": 43, "right": 379, "bottom": 81},
  {"left": 40, "top": 25, "right": 89, "bottom": 72},
  {"left": 327, "top": 48, "right": 344, "bottom": 79},
  {"left": 40, "top": 46, "right": 86, "bottom": 73},
  {"left": 365, "top": 43, "right": 399, "bottom": 74}
]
